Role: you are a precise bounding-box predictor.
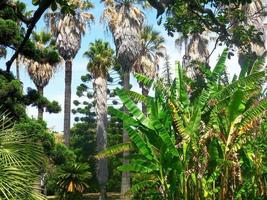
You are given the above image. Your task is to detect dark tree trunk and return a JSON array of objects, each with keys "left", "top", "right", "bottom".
[
  {"left": 121, "top": 69, "right": 131, "bottom": 200},
  {"left": 141, "top": 84, "right": 149, "bottom": 114},
  {"left": 64, "top": 59, "right": 72, "bottom": 146},
  {"left": 94, "top": 76, "right": 108, "bottom": 200},
  {"left": 16, "top": 58, "right": 20, "bottom": 81},
  {"left": 37, "top": 86, "right": 44, "bottom": 120}
]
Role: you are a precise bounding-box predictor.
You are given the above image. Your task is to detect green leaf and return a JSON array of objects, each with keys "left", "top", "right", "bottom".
[
  {"left": 118, "top": 160, "right": 158, "bottom": 173},
  {"left": 115, "top": 89, "right": 146, "bottom": 122},
  {"left": 227, "top": 89, "right": 245, "bottom": 123},
  {"left": 135, "top": 73, "right": 153, "bottom": 88},
  {"left": 210, "top": 49, "right": 227, "bottom": 82},
  {"left": 174, "top": 62, "right": 189, "bottom": 106},
  {"left": 126, "top": 126, "right": 155, "bottom": 161},
  {"left": 108, "top": 107, "right": 137, "bottom": 126},
  {"left": 95, "top": 142, "right": 133, "bottom": 159},
  {"left": 32, "top": 0, "right": 40, "bottom": 6}
]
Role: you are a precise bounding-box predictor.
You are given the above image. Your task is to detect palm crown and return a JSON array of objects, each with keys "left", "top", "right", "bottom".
[{"left": 84, "top": 40, "right": 115, "bottom": 78}]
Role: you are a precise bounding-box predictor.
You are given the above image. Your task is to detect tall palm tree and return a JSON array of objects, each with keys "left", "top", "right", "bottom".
[
  {"left": 84, "top": 40, "right": 115, "bottom": 200},
  {"left": 101, "top": 0, "right": 144, "bottom": 197},
  {"left": 133, "top": 25, "right": 165, "bottom": 113},
  {"left": 47, "top": 0, "right": 94, "bottom": 146},
  {"left": 21, "top": 31, "right": 58, "bottom": 120}
]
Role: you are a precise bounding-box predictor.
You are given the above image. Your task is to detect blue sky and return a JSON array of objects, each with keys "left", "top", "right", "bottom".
[{"left": 1, "top": 0, "right": 241, "bottom": 131}]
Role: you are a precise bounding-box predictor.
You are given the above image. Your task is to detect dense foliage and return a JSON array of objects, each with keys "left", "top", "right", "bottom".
[{"left": 99, "top": 51, "right": 267, "bottom": 199}]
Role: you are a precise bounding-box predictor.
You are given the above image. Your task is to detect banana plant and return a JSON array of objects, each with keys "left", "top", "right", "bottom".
[{"left": 97, "top": 50, "right": 267, "bottom": 200}]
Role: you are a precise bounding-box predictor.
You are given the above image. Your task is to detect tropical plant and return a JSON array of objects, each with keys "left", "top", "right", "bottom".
[
  {"left": 101, "top": 0, "right": 144, "bottom": 196},
  {"left": 45, "top": 0, "right": 94, "bottom": 146},
  {"left": 56, "top": 162, "right": 91, "bottom": 200},
  {"left": 20, "top": 30, "right": 60, "bottom": 120},
  {"left": 83, "top": 39, "right": 115, "bottom": 199},
  {"left": 0, "top": 111, "right": 45, "bottom": 200},
  {"left": 133, "top": 25, "right": 165, "bottom": 113},
  {"left": 97, "top": 50, "right": 267, "bottom": 199}
]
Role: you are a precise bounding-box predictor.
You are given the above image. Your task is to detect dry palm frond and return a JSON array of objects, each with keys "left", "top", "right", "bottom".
[
  {"left": 101, "top": 1, "right": 144, "bottom": 68},
  {"left": 21, "top": 56, "right": 57, "bottom": 89}
]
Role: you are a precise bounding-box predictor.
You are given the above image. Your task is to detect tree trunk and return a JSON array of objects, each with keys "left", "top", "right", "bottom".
[
  {"left": 16, "top": 58, "right": 20, "bottom": 81},
  {"left": 64, "top": 59, "right": 72, "bottom": 146},
  {"left": 37, "top": 86, "right": 44, "bottom": 120},
  {"left": 141, "top": 84, "right": 149, "bottom": 114},
  {"left": 94, "top": 76, "right": 108, "bottom": 200},
  {"left": 121, "top": 70, "right": 131, "bottom": 200}
]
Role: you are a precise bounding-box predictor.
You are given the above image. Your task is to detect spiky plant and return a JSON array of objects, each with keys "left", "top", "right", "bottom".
[
  {"left": 56, "top": 163, "right": 91, "bottom": 200},
  {"left": 0, "top": 111, "right": 45, "bottom": 200}
]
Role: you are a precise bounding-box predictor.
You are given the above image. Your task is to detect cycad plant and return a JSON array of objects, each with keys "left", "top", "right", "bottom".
[
  {"left": 0, "top": 111, "right": 45, "bottom": 200},
  {"left": 97, "top": 50, "right": 267, "bottom": 199},
  {"left": 56, "top": 162, "right": 91, "bottom": 200}
]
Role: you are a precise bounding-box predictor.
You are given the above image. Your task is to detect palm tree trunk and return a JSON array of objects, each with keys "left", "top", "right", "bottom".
[
  {"left": 16, "top": 58, "right": 20, "bottom": 81},
  {"left": 94, "top": 76, "right": 108, "bottom": 200},
  {"left": 121, "top": 70, "right": 131, "bottom": 200},
  {"left": 64, "top": 59, "right": 72, "bottom": 146},
  {"left": 37, "top": 86, "right": 44, "bottom": 120}
]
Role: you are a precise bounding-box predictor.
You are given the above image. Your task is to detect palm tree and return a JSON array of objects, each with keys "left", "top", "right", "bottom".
[
  {"left": 238, "top": 0, "right": 266, "bottom": 67},
  {"left": 84, "top": 40, "right": 115, "bottom": 200},
  {"left": 0, "top": 112, "right": 45, "bottom": 200},
  {"left": 47, "top": 0, "right": 94, "bottom": 146},
  {"left": 176, "top": 33, "right": 209, "bottom": 80},
  {"left": 101, "top": 0, "right": 144, "bottom": 197},
  {"left": 133, "top": 25, "right": 165, "bottom": 113},
  {"left": 21, "top": 31, "right": 59, "bottom": 120}
]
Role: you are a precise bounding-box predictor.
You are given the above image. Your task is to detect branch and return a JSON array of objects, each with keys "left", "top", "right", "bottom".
[
  {"left": 206, "top": 36, "right": 220, "bottom": 62},
  {"left": 6, "top": 0, "right": 53, "bottom": 72},
  {"left": 3, "top": 1, "right": 32, "bottom": 24}
]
